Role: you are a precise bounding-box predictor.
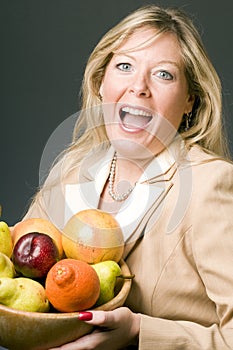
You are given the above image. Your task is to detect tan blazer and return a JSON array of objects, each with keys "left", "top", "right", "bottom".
[{"left": 23, "top": 143, "right": 233, "bottom": 349}]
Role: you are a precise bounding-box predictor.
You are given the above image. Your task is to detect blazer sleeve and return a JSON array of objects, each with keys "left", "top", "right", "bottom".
[{"left": 139, "top": 160, "right": 233, "bottom": 350}]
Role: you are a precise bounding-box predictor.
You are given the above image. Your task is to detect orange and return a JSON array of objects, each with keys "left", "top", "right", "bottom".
[
  {"left": 12, "top": 218, "right": 63, "bottom": 259},
  {"left": 62, "top": 209, "right": 124, "bottom": 264},
  {"left": 45, "top": 259, "right": 100, "bottom": 312}
]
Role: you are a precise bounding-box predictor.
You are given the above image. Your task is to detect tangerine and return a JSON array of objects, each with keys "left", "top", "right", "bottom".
[
  {"left": 62, "top": 209, "right": 124, "bottom": 264},
  {"left": 45, "top": 259, "right": 100, "bottom": 312}
]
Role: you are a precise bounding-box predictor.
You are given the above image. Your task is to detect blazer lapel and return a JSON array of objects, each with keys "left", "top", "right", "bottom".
[{"left": 116, "top": 182, "right": 169, "bottom": 243}]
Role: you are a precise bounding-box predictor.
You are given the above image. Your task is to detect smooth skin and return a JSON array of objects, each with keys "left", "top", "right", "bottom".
[{"left": 100, "top": 28, "right": 194, "bottom": 163}]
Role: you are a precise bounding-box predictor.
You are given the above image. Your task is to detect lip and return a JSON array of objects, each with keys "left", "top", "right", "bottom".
[{"left": 118, "top": 104, "right": 153, "bottom": 133}]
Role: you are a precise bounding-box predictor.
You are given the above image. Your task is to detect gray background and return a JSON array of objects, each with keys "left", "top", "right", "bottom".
[{"left": 1, "top": 0, "right": 233, "bottom": 226}]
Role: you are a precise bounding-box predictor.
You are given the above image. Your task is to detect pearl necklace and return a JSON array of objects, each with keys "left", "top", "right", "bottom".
[{"left": 108, "top": 152, "right": 135, "bottom": 202}]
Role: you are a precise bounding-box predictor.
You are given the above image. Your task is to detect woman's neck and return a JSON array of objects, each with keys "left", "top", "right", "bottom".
[{"left": 98, "top": 152, "right": 155, "bottom": 215}]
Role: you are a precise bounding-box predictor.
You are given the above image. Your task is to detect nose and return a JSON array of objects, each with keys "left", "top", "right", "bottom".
[{"left": 128, "top": 74, "right": 151, "bottom": 98}]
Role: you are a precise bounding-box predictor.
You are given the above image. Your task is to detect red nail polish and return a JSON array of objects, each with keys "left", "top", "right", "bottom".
[{"left": 78, "top": 311, "right": 93, "bottom": 321}]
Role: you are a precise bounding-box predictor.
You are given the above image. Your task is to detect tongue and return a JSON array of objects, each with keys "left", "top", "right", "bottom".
[{"left": 122, "top": 113, "right": 151, "bottom": 129}]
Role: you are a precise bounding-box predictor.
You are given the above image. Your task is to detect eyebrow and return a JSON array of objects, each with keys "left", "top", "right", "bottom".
[
  {"left": 154, "top": 60, "right": 182, "bottom": 70},
  {"left": 114, "top": 53, "right": 182, "bottom": 70}
]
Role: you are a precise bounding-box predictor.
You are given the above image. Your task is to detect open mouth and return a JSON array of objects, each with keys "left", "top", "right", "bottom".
[{"left": 119, "top": 106, "right": 153, "bottom": 131}]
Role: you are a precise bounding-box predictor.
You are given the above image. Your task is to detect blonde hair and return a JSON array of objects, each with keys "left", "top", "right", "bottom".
[
  {"left": 65, "top": 5, "right": 228, "bottom": 172},
  {"left": 35, "top": 5, "right": 230, "bottom": 196}
]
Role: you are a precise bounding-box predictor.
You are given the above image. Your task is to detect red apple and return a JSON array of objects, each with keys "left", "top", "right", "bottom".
[
  {"left": 12, "top": 232, "right": 60, "bottom": 279},
  {"left": 12, "top": 218, "right": 64, "bottom": 259}
]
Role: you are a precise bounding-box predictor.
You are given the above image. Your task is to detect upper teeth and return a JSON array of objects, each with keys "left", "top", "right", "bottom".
[{"left": 121, "top": 106, "right": 152, "bottom": 117}]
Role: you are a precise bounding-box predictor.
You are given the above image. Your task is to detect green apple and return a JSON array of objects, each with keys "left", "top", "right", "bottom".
[
  {"left": 0, "top": 221, "right": 13, "bottom": 257},
  {"left": 0, "top": 252, "right": 16, "bottom": 278},
  {"left": 92, "top": 260, "right": 122, "bottom": 306},
  {"left": 0, "top": 277, "right": 50, "bottom": 312}
]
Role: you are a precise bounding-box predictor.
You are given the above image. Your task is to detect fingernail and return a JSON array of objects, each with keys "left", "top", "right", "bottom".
[{"left": 78, "top": 311, "right": 93, "bottom": 321}]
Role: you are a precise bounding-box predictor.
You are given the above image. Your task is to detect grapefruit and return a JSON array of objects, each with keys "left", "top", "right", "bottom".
[{"left": 62, "top": 209, "right": 124, "bottom": 264}]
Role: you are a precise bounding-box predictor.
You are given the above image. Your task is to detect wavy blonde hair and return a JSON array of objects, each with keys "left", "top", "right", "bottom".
[
  {"left": 34, "top": 5, "right": 229, "bottom": 197},
  {"left": 59, "top": 5, "right": 228, "bottom": 176}
]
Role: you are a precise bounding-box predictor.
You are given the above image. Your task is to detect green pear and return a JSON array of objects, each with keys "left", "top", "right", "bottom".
[
  {"left": 92, "top": 260, "right": 122, "bottom": 306},
  {"left": 0, "top": 277, "right": 50, "bottom": 312},
  {"left": 0, "top": 252, "right": 16, "bottom": 278},
  {"left": 0, "top": 221, "right": 13, "bottom": 258}
]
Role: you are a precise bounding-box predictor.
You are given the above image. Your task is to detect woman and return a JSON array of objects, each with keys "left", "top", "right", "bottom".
[{"left": 23, "top": 5, "right": 233, "bottom": 350}]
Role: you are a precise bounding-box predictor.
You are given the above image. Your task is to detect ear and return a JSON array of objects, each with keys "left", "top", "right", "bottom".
[
  {"left": 185, "top": 94, "right": 195, "bottom": 114},
  {"left": 99, "top": 82, "right": 104, "bottom": 98}
]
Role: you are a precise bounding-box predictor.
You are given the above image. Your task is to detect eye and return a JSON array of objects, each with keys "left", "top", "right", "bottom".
[
  {"left": 116, "top": 63, "right": 132, "bottom": 72},
  {"left": 156, "top": 70, "right": 173, "bottom": 80}
]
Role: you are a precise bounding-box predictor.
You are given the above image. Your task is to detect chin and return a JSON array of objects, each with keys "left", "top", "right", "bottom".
[{"left": 110, "top": 138, "right": 157, "bottom": 161}]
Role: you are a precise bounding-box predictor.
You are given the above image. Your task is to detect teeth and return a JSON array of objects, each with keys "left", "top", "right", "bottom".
[{"left": 121, "top": 106, "right": 152, "bottom": 117}]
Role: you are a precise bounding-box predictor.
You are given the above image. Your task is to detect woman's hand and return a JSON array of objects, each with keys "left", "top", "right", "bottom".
[{"left": 49, "top": 307, "right": 141, "bottom": 350}]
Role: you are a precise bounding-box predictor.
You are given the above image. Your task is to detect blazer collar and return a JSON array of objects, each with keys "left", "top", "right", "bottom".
[{"left": 84, "top": 137, "right": 183, "bottom": 185}]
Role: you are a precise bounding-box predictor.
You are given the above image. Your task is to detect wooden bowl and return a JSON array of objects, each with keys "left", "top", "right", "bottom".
[{"left": 0, "top": 260, "right": 132, "bottom": 350}]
